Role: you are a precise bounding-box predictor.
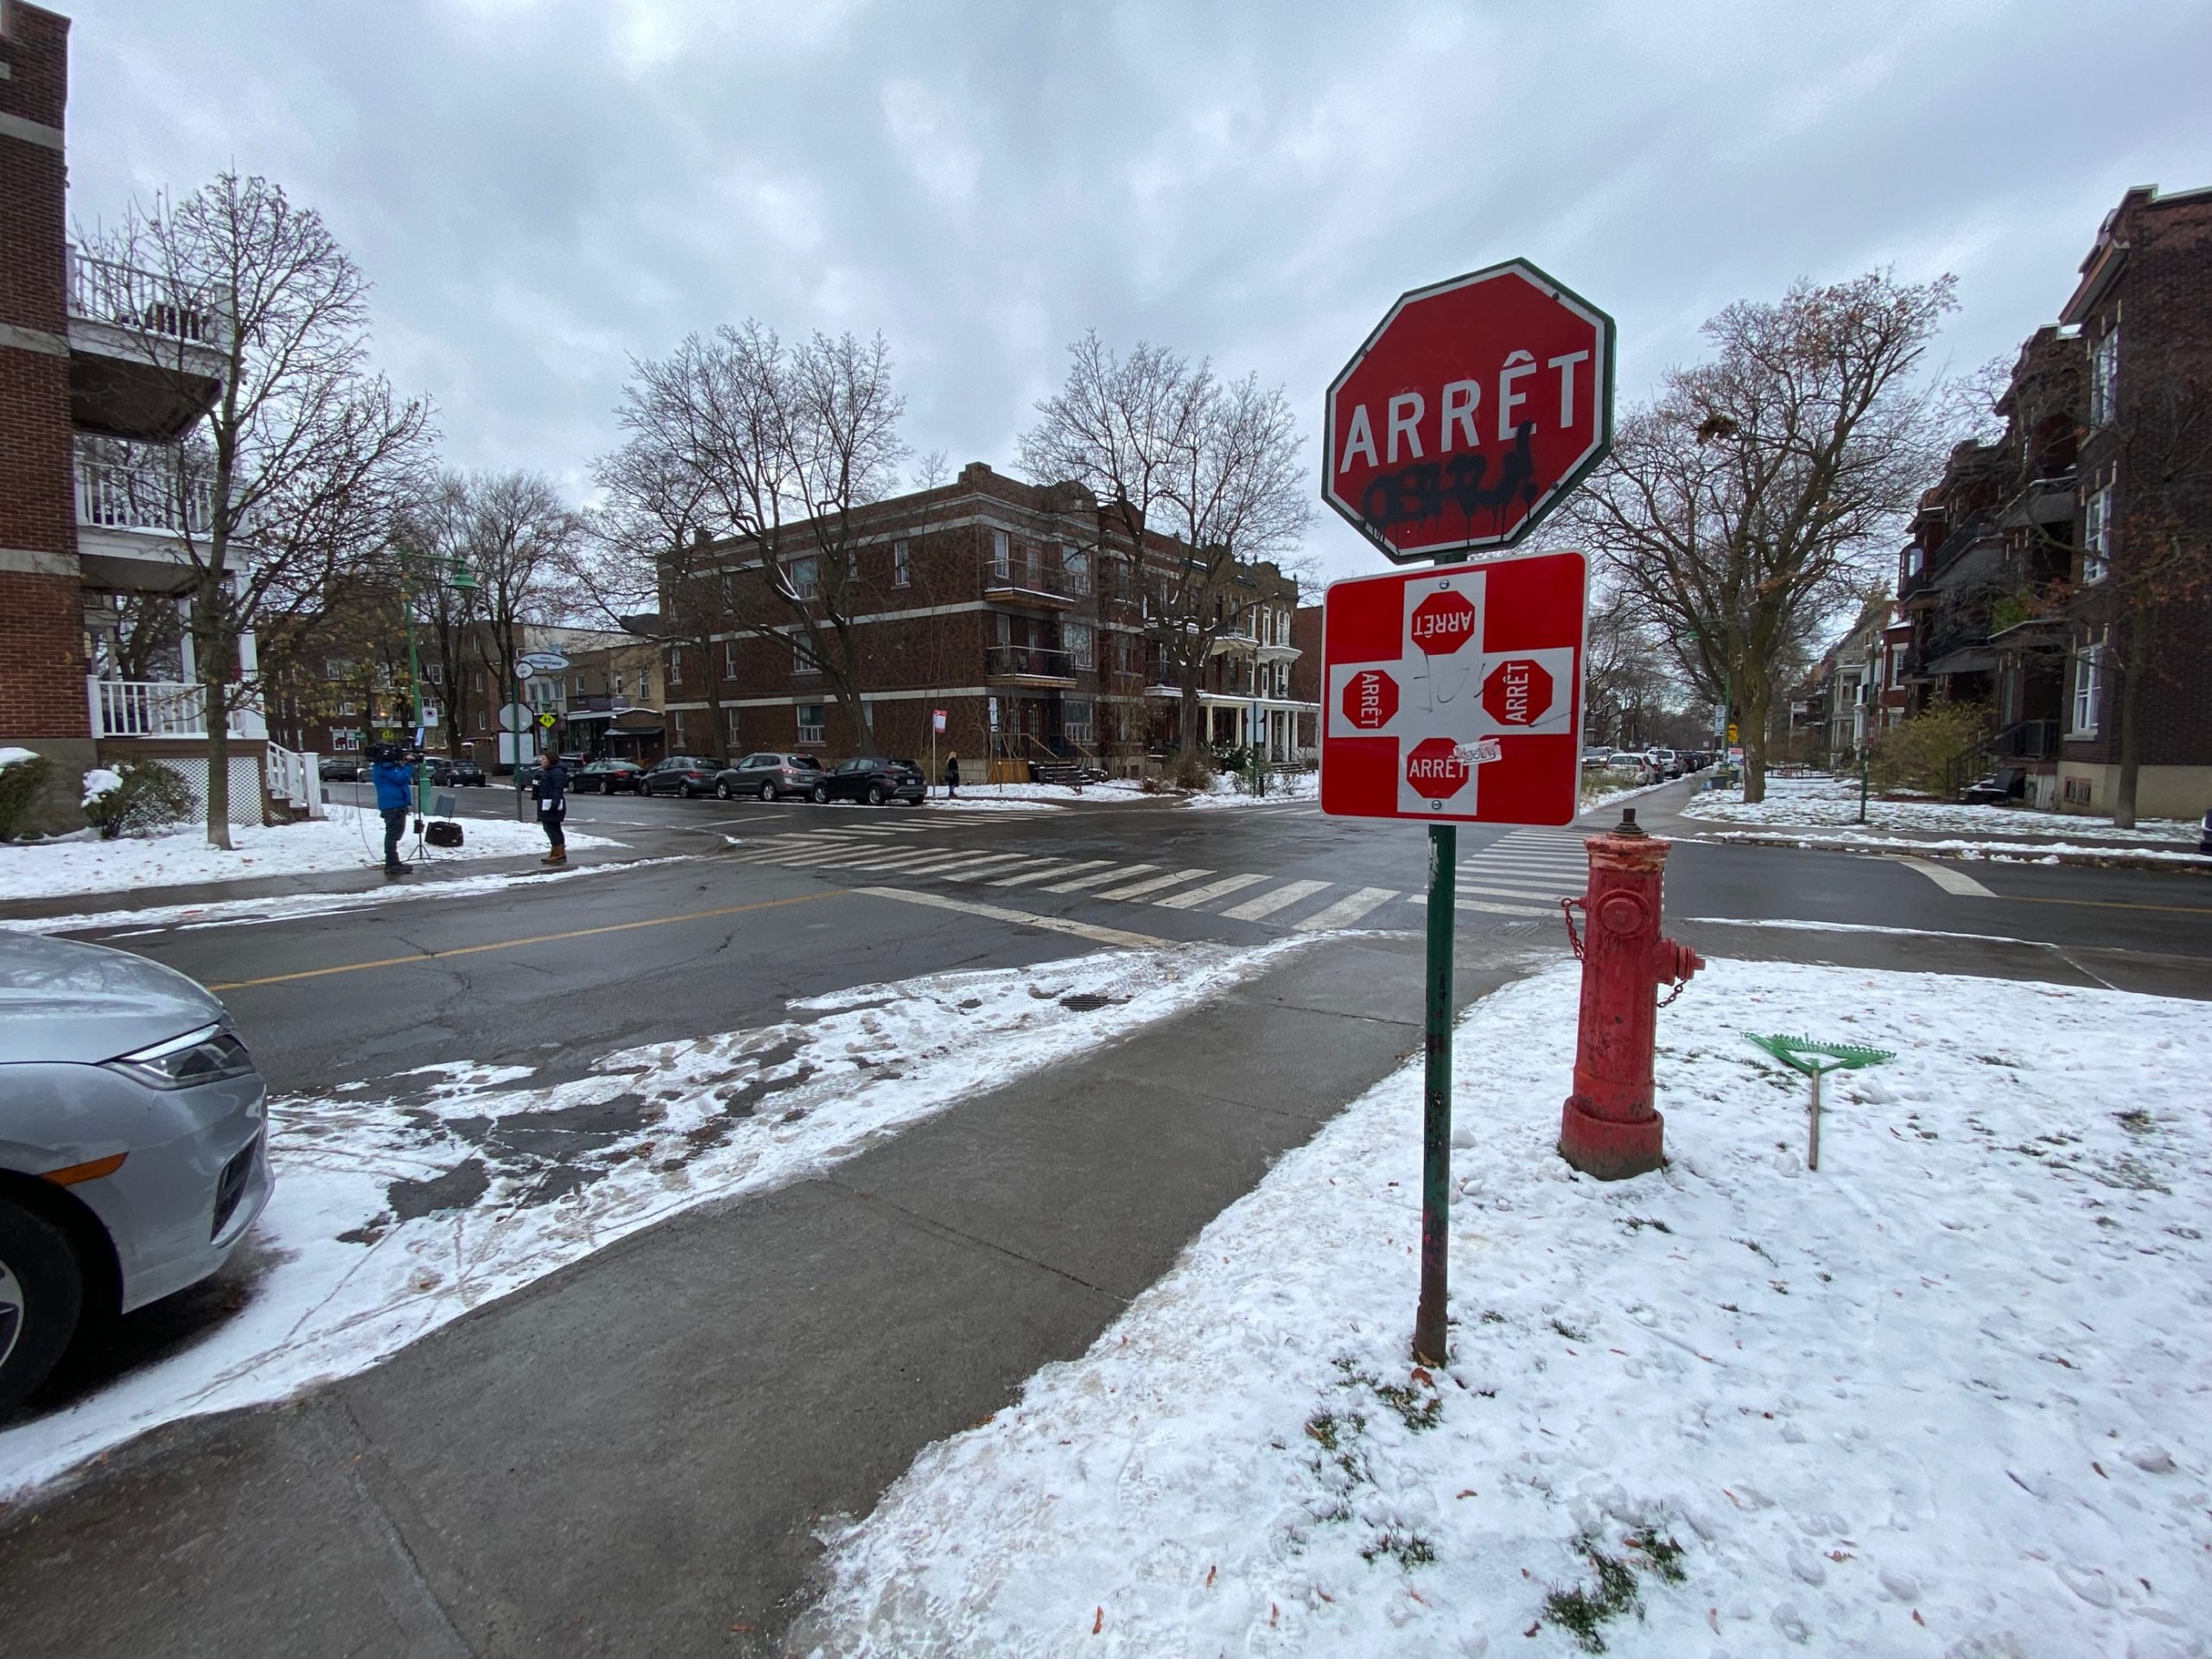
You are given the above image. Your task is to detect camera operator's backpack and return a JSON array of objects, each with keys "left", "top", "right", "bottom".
[{"left": 425, "top": 820, "right": 464, "bottom": 849}]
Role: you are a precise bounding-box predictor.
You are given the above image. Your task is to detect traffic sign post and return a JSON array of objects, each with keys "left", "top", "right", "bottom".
[{"left": 1323, "top": 259, "right": 1612, "bottom": 1368}]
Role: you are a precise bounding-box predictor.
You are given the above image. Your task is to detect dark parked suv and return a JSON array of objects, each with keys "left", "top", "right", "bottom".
[
  {"left": 713, "top": 753, "right": 824, "bottom": 801},
  {"left": 639, "top": 755, "right": 723, "bottom": 798},
  {"left": 810, "top": 755, "right": 927, "bottom": 806}
]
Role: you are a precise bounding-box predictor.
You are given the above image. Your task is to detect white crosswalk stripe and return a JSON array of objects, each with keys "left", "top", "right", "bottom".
[
  {"left": 938, "top": 854, "right": 1047, "bottom": 882},
  {"left": 1294, "top": 887, "right": 1398, "bottom": 931},
  {"left": 1095, "top": 867, "right": 1211, "bottom": 902},
  {"left": 1219, "top": 878, "right": 1331, "bottom": 922},
  {"left": 1153, "top": 872, "right": 1268, "bottom": 910},
  {"left": 1459, "top": 880, "right": 1577, "bottom": 900},
  {"left": 988, "top": 858, "right": 1110, "bottom": 887},
  {"left": 1405, "top": 894, "right": 1558, "bottom": 918},
  {"left": 1044, "top": 863, "right": 1154, "bottom": 894}
]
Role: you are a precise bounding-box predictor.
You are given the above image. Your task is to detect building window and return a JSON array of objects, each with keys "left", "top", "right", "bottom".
[
  {"left": 893, "top": 539, "right": 911, "bottom": 588},
  {"left": 794, "top": 638, "right": 818, "bottom": 677},
  {"left": 1063, "top": 547, "right": 1090, "bottom": 594},
  {"left": 1066, "top": 621, "right": 1094, "bottom": 671},
  {"left": 667, "top": 647, "right": 683, "bottom": 686},
  {"left": 336, "top": 698, "right": 356, "bottom": 715},
  {"left": 725, "top": 707, "right": 741, "bottom": 749},
  {"left": 639, "top": 669, "right": 652, "bottom": 702},
  {"left": 1064, "top": 698, "right": 1094, "bottom": 746},
  {"left": 614, "top": 672, "right": 625, "bottom": 697},
  {"left": 2090, "top": 327, "right": 2120, "bottom": 429},
  {"left": 2082, "top": 486, "right": 2111, "bottom": 582},
  {"left": 790, "top": 556, "right": 820, "bottom": 600},
  {"left": 798, "top": 702, "right": 825, "bottom": 745},
  {"left": 423, "top": 661, "right": 442, "bottom": 684},
  {"left": 990, "top": 529, "right": 1011, "bottom": 578},
  {"left": 474, "top": 671, "right": 484, "bottom": 693},
  {"left": 324, "top": 658, "right": 348, "bottom": 678},
  {"left": 673, "top": 710, "right": 685, "bottom": 749},
  {"left": 2069, "top": 640, "right": 2103, "bottom": 736}
]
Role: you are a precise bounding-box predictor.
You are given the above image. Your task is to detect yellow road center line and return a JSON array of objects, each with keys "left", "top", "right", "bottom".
[
  {"left": 1996, "top": 893, "right": 2212, "bottom": 916},
  {"left": 206, "top": 890, "right": 844, "bottom": 990}
]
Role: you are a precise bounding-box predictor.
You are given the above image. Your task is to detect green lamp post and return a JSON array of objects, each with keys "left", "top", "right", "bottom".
[{"left": 397, "top": 548, "right": 479, "bottom": 817}]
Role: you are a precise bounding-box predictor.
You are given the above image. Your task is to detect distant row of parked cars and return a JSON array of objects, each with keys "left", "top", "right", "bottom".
[
  {"left": 1581, "top": 747, "right": 1718, "bottom": 779},
  {"left": 520, "top": 752, "right": 930, "bottom": 807}
]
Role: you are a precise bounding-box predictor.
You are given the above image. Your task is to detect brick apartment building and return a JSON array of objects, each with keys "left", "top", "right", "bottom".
[
  {"left": 666, "top": 462, "right": 1315, "bottom": 779},
  {"left": 0, "top": 2, "right": 315, "bottom": 831},
  {"left": 1889, "top": 183, "right": 2212, "bottom": 816}
]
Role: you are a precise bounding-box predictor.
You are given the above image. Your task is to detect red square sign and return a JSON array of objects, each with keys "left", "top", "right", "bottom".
[{"left": 1319, "top": 549, "right": 1586, "bottom": 825}]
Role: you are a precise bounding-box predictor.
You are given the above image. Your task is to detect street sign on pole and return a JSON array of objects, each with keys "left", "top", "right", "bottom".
[
  {"left": 932, "top": 709, "right": 948, "bottom": 734},
  {"left": 514, "top": 660, "right": 537, "bottom": 681},
  {"left": 1319, "top": 549, "right": 1586, "bottom": 826},
  {"left": 518, "top": 650, "right": 571, "bottom": 672},
  {"left": 1324, "top": 257, "right": 1615, "bottom": 564},
  {"left": 1322, "top": 257, "right": 1611, "bottom": 1369}
]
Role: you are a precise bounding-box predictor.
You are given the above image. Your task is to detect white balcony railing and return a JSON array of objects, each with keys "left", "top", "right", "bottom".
[
  {"left": 75, "top": 449, "right": 220, "bottom": 538},
  {"left": 66, "top": 245, "right": 232, "bottom": 352},
  {"left": 90, "top": 678, "right": 263, "bottom": 740}
]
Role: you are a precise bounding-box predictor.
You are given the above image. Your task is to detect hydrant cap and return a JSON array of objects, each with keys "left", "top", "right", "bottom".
[{"left": 1614, "top": 808, "right": 1649, "bottom": 838}]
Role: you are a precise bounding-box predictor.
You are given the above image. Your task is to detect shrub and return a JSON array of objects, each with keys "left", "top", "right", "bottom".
[
  {"left": 1171, "top": 749, "right": 1212, "bottom": 791},
  {"left": 1868, "top": 702, "right": 1992, "bottom": 795},
  {"left": 82, "top": 760, "right": 197, "bottom": 839},
  {"left": 0, "top": 748, "right": 54, "bottom": 840}
]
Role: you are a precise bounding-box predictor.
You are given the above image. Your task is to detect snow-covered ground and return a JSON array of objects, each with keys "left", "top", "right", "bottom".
[
  {"left": 1578, "top": 774, "right": 1677, "bottom": 821},
  {"left": 0, "top": 855, "right": 692, "bottom": 937},
  {"left": 0, "top": 804, "right": 615, "bottom": 903},
  {"left": 1682, "top": 772, "right": 2199, "bottom": 842},
  {"left": 795, "top": 957, "right": 2212, "bottom": 1657},
  {"left": 937, "top": 781, "right": 1147, "bottom": 803},
  {"left": 1184, "top": 771, "right": 1323, "bottom": 810},
  {"left": 1700, "top": 830, "right": 2210, "bottom": 865},
  {"left": 0, "top": 939, "right": 1310, "bottom": 1497}
]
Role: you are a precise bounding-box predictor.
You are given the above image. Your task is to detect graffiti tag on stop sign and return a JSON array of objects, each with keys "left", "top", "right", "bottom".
[{"left": 1319, "top": 549, "right": 1586, "bottom": 825}]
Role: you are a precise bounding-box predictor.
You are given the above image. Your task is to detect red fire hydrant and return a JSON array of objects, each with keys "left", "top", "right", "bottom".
[{"left": 1558, "top": 809, "right": 1702, "bottom": 1180}]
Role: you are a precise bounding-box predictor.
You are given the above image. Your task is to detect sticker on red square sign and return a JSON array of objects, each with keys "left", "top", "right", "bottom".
[{"left": 1319, "top": 548, "right": 1586, "bottom": 825}]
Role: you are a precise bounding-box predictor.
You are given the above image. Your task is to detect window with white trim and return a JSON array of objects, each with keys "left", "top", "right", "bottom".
[
  {"left": 793, "top": 637, "right": 818, "bottom": 677},
  {"left": 798, "top": 702, "right": 825, "bottom": 745},
  {"left": 893, "top": 539, "right": 911, "bottom": 588},
  {"left": 724, "top": 707, "right": 741, "bottom": 748},
  {"left": 789, "top": 556, "right": 819, "bottom": 600},
  {"left": 1065, "top": 621, "right": 1094, "bottom": 671},
  {"left": 1064, "top": 698, "right": 1094, "bottom": 745},
  {"left": 2090, "top": 327, "right": 2120, "bottom": 429},
  {"left": 638, "top": 669, "right": 652, "bottom": 702},
  {"left": 990, "top": 529, "right": 1011, "bottom": 577},
  {"left": 336, "top": 699, "right": 356, "bottom": 716},
  {"left": 2082, "top": 486, "right": 2111, "bottom": 583},
  {"left": 667, "top": 647, "right": 683, "bottom": 686},
  {"left": 1063, "top": 547, "right": 1090, "bottom": 594},
  {"left": 723, "top": 639, "right": 738, "bottom": 679},
  {"left": 2069, "top": 640, "right": 2103, "bottom": 735},
  {"left": 672, "top": 710, "right": 685, "bottom": 748}
]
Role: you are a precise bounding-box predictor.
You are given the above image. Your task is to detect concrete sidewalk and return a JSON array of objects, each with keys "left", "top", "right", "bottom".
[{"left": 0, "top": 930, "right": 1537, "bottom": 1657}]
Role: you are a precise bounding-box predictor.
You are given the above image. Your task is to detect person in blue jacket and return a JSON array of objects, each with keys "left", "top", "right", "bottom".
[
  {"left": 531, "top": 749, "right": 569, "bottom": 863},
  {"left": 370, "top": 746, "right": 416, "bottom": 876}
]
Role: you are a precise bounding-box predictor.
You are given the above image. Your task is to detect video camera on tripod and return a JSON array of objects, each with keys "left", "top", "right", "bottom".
[{"left": 363, "top": 740, "right": 424, "bottom": 766}]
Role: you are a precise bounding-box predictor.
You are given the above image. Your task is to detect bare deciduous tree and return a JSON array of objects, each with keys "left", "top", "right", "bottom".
[
  {"left": 611, "top": 324, "right": 907, "bottom": 747},
  {"left": 448, "top": 472, "right": 582, "bottom": 763},
  {"left": 1020, "top": 335, "right": 1309, "bottom": 757},
  {"left": 88, "top": 172, "right": 432, "bottom": 846},
  {"left": 1562, "top": 271, "right": 1957, "bottom": 802}
]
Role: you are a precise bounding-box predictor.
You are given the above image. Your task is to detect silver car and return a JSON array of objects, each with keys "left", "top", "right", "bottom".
[{"left": 0, "top": 933, "right": 272, "bottom": 1411}]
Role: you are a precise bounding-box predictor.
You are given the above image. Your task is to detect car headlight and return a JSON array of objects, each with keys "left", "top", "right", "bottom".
[{"left": 105, "top": 1023, "right": 257, "bottom": 1090}]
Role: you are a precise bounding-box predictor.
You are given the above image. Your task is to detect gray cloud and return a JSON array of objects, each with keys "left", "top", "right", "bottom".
[{"left": 61, "top": 0, "right": 2212, "bottom": 580}]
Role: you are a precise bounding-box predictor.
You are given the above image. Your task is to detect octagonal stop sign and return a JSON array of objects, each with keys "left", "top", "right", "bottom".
[
  {"left": 1405, "top": 736, "right": 1470, "bottom": 801},
  {"left": 1409, "top": 589, "right": 1477, "bottom": 655},
  {"left": 1483, "top": 658, "right": 1554, "bottom": 728},
  {"left": 1325, "top": 257, "right": 1614, "bottom": 563},
  {"left": 1343, "top": 667, "right": 1398, "bottom": 731}
]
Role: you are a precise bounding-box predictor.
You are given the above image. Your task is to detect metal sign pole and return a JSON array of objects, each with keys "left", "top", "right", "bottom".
[{"left": 1414, "top": 818, "right": 1456, "bottom": 1364}]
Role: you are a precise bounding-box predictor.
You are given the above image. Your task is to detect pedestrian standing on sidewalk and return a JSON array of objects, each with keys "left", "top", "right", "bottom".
[
  {"left": 943, "top": 750, "right": 960, "bottom": 800},
  {"left": 533, "top": 749, "right": 570, "bottom": 863},
  {"left": 370, "top": 745, "right": 416, "bottom": 877}
]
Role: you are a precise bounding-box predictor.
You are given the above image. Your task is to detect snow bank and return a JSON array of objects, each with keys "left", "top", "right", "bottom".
[
  {"left": 1184, "top": 771, "right": 1323, "bottom": 810},
  {"left": 1, "top": 747, "right": 42, "bottom": 770},
  {"left": 796, "top": 958, "right": 2212, "bottom": 1656},
  {"left": 0, "top": 938, "right": 1311, "bottom": 1497},
  {"left": 1700, "top": 829, "right": 2211, "bottom": 865},
  {"left": 0, "top": 803, "right": 615, "bottom": 903},
  {"left": 1683, "top": 772, "right": 2197, "bottom": 843}
]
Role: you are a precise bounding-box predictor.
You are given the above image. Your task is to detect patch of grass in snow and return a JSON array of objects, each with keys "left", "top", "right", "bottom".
[
  {"left": 1303, "top": 1408, "right": 1363, "bottom": 1455},
  {"left": 1360, "top": 1529, "right": 1438, "bottom": 1569},
  {"left": 1330, "top": 1357, "right": 1444, "bottom": 1432},
  {"left": 1619, "top": 1216, "right": 1674, "bottom": 1235},
  {"left": 2093, "top": 1154, "right": 2171, "bottom": 1194},
  {"left": 1478, "top": 1308, "right": 1507, "bottom": 1325},
  {"left": 1541, "top": 1527, "right": 1689, "bottom": 1651},
  {"left": 2114, "top": 1109, "right": 2155, "bottom": 1135},
  {"left": 1549, "top": 1318, "right": 1591, "bottom": 1342}
]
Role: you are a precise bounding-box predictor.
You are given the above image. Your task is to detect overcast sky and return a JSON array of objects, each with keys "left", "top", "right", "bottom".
[{"left": 60, "top": 0, "right": 2212, "bottom": 582}]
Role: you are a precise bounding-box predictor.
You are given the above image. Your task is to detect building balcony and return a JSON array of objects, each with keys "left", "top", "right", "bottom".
[
  {"left": 73, "top": 442, "right": 254, "bottom": 591},
  {"left": 985, "top": 645, "right": 1078, "bottom": 687},
  {"left": 90, "top": 677, "right": 266, "bottom": 741},
  {"left": 1997, "top": 472, "right": 2080, "bottom": 531},
  {"left": 982, "top": 556, "right": 1082, "bottom": 609},
  {"left": 66, "top": 246, "right": 231, "bottom": 442}
]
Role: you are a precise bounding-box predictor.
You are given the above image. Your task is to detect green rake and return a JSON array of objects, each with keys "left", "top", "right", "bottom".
[{"left": 1741, "top": 1034, "right": 1897, "bottom": 1171}]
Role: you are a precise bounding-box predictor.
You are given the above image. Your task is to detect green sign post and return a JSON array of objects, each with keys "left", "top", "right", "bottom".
[{"left": 1741, "top": 1033, "right": 1895, "bottom": 1170}]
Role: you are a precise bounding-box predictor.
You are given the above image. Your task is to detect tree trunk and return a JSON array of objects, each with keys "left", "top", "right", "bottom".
[
  {"left": 2113, "top": 606, "right": 2150, "bottom": 830},
  {"left": 1740, "top": 672, "right": 1772, "bottom": 805},
  {"left": 194, "top": 585, "right": 238, "bottom": 851}
]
